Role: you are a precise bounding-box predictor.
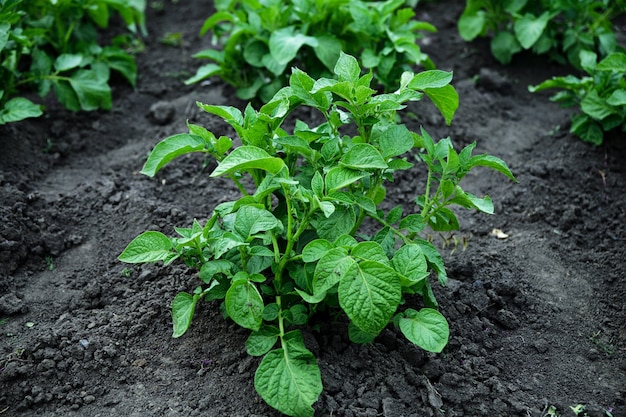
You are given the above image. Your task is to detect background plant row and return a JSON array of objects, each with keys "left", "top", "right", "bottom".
[{"left": 2, "top": 0, "right": 625, "bottom": 144}]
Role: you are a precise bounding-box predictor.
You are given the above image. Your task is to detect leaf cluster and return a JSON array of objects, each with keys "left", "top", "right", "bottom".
[
  {"left": 186, "top": 0, "right": 436, "bottom": 102},
  {"left": 0, "top": 0, "right": 146, "bottom": 125},
  {"left": 458, "top": 0, "right": 625, "bottom": 66},
  {"left": 530, "top": 51, "right": 626, "bottom": 145},
  {"left": 119, "top": 54, "right": 515, "bottom": 417}
]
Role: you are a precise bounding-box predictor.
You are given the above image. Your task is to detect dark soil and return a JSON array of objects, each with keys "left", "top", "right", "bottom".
[{"left": 1, "top": 1, "right": 625, "bottom": 416}]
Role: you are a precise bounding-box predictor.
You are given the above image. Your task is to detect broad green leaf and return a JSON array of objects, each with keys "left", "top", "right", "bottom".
[
  {"left": 398, "top": 214, "right": 425, "bottom": 233},
  {"left": 607, "top": 89, "right": 626, "bottom": 106},
  {"left": 313, "top": 248, "right": 355, "bottom": 296},
  {"left": 225, "top": 280, "right": 264, "bottom": 331},
  {"left": 246, "top": 325, "right": 279, "bottom": 356},
  {"left": 378, "top": 124, "right": 414, "bottom": 158},
  {"left": 199, "top": 259, "right": 234, "bottom": 283},
  {"left": 392, "top": 244, "right": 428, "bottom": 285},
  {"left": 141, "top": 134, "right": 206, "bottom": 177},
  {"left": 0, "top": 22, "right": 9, "bottom": 51},
  {"left": 68, "top": 69, "right": 112, "bottom": 111},
  {"left": 579, "top": 50, "right": 597, "bottom": 73},
  {"left": 172, "top": 291, "right": 201, "bottom": 338},
  {"left": 197, "top": 103, "right": 244, "bottom": 128},
  {"left": 313, "top": 205, "right": 356, "bottom": 241},
  {"left": 458, "top": 9, "right": 486, "bottom": 41},
  {"left": 490, "top": 31, "right": 521, "bottom": 64},
  {"left": 416, "top": 238, "right": 447, "bottom": 285},
  {"left": 54, "top": 53, "right": 84, "bottom": 72},
  {"left": 339, "top": 260, "right": 401, "bottom": 335},
  {"left": 311, "top": 171, "right": 324, "bottom": 197},
  {"left": 408, "top": 70, "right": 453, "bottom": 90},
  {"left": 318, "top": 200, "right": 335, "bottom": 218},
  {"left": 211, "top": 146, "right": 286, "bottom": 177},
  {"left": 313, "top": 34, "right": 342, "bottom": 71},
  {"left": 581, "top": 90, "right": 614, "bottom": 120},
  {"left": 269, "top": 26, "right": 318, "bottom": 65},
  {"left": 184, "top": 63, "right": 221, "bottom": 85},
  {"left": 570, "top": 114, "right": 604, "bottom": 145},
  {"left": 351, "top": 241, "right": 389, "bottom": 266},
  {"left": 213, "top": 232, "right": 247, "bottom": 258},
  {"left": 468, "top": 154, "right": 516, "bottom": 182},
  {"left": 325, "top": 166, "right": 370, "bottom": 192},
  {"left": 302, "top": 239, "right": 333, "bottom": 263},
  {"left": 0, "top": 98, "right": 43, "bottom": 124},
  {"left": 514, "top": 12, "right": 551, "bottom": 49},
  {"left": 234, "top": 205, "right": 281, "bottom": 240},
  {"left": 254, "top": 333, "right": 322, "bottom": 417},
  {"left": 428, "top": 207, "right": 460, "bottom": 231},
  {"left": 340, "top": 143, "right": 387, "bottom": 170},
  {"left": 118, "top": 231, "right": 173, "bottom": 263},
  {"left": 596, "top": 52, "right": 626, "bottom": 72},
  {"left": 398, "top": 308, "right": 449, "bottom": 353},
  {"left": 423, "top": 85, "right": 458, "bottom": 126},
  {"left": 102, "top": 46, "right": 137, "bottom": 87},
  {"left": 334, "top": 52, "right": 361, "bottom": 82}
]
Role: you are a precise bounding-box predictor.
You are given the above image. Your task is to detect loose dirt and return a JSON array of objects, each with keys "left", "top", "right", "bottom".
[{"left": 1, "top": 1, "right": 624, "bottom": 416}]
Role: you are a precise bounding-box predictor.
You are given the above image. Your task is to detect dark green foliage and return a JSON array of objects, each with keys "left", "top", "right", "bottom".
[
  {"left": 0, "top": 0, "right": 146, "bottom": 124},
  {"left": 186, "top": 0, "right": 437, "bottom": 101}
]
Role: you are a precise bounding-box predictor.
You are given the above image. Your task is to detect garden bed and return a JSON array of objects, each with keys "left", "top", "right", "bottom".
[{"left": 1, "top": 1, "right": 625, "bottom": 416}]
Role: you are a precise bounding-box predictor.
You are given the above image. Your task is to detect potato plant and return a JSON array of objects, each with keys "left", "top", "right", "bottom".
[
  {"left": 120, "top": 53, "right": 516, "bottom": 417},
  {"left": 530, "top": 51, "right": 626, "bottom": 145},
  {"left": 458, "top": 0, "right": 625, "bottom": 66},
  {"left": 0, "top": 0, "right": 146, "bottom": 124},
  {"left": 186, "top": 0, "right": 436, "bottom": 101}
]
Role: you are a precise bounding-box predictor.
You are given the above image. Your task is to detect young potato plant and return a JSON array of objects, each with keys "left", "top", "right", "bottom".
[
  {"left": 530, "top": 51, "right": 626, "bottom": 145},
  {"left": 119, "top": 53, "right": 515, "bottom": 417},
  {"left": 458, "top": 0, "right": 625, "bottom": 66},
  {"left": 0, "top": 0, "right": 146, "bottom": 124},
  {"left": 186, "top": 0, "right": 436, "bottom": 101}
]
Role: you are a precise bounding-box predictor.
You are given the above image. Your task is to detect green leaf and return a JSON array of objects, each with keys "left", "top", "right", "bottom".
[
  {"left": 596, "top": 52, "right": 626, "bottom": 72},
  {"left": 340, "top": 144, "right": 387, "bottom": 170},
  {"left": 199, "top": 259, "right": 234, "bottom": 283},
  {"left": 118, "top": 231, "right": 173, "bottom": 263},
  {"left": 311, "top": 171, "right": 324, "bottom": 197},
  {"left": 468, "top": 154, "right": 517, "bottom": 182},
  {"left": 408, "top": 70, "right": 453, "bottom": 90},
  {"left": 378, "top": 124, "right": 414, "bottom": 158},
  {"left": 348, "top": 322, "right": 376, "bottom": 344},
  {"left": 184, "top": 63, "right": 221, "bottom": 85},
  {"left": 302, "top": 239, "right": 333, "bottom": 263},
  {"left": 325, "top": 166, "right": 370, "bottom": 192},
  {"left": 246, "top": 325, "right": 279, "bottom": 356},
  {"left": 490, "top": 31, "right": 521, "bottom": 64},
  {"left": 313, "top": 205, "right": 356, "bottom": 241},
  {"left": 423, "top": 85, "right": 458, "bottom": 126},
  {"left": 351, "top": 241, "right": 389, "bottom": 266},
  {"left": 514, "top": 12, "right": 551, "bottom": 49},
  {"left": 68, "top": 69, "right": 112, "bottom": 111},
  {"left": 392, "top": 244, "right": 428, "bottom": 285},
  {"left": 0, "top": 98, "right": 43, "bottom": 124},
  {"left": 334, "top": 52, "right": 361, "bottom": 82},
  {"left": 338, "top": 260, "right": 402, "bottom": 335},
  {"left": 313, "top": 248, "right": 355, "bottom": 296},
  {"left": 225, "top": 280, "right": 264, "bottom": 331},
  {"left": 398, "top": 308, "right": 449, "bottom": 353},
  {"left": 581, "top": 90, "right": 615, "bottom": 120},
  {"left": 607, "top": 89, "right": 626, "bottom": 106},
  {"left": 172, "top": 292, "right": 201, "bottom": 338},
  {"left": 211, "top": 146, "right": 286, "bottom": 177},
  {"left": 141, "top": 134, "right": 206, "bottom": 177},
  {"left": 398, "top": 214, "right": 425, "bottom": 233},
  {"left": 313, "top": 34, "right": 342, "bottom": 72},
  {"left": 234, "top": 205, "right": 281, "bottom": 240},
  {"left": 458, "top": 9, "right": 486, "bottom": 41},
  {"left": 254, "top": 333, "right": 322, "bottom": 417},
  {"left": 54, "top": 53, "right": 84, "bottom": 72},
  {"left": 269, "top": 26, "right": 319, "bottom": 66}
]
